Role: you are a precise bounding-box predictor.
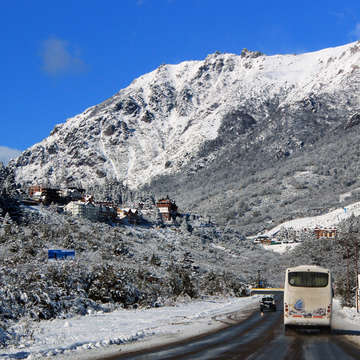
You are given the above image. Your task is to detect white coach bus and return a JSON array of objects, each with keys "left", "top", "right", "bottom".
[{"left": 284, "top": 265, "right": 333, "bottom": 331}]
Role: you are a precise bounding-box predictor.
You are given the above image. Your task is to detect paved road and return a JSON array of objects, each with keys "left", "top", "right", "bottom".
[{"left": 102, "top": 298, "right": 360, "bottom": 360}]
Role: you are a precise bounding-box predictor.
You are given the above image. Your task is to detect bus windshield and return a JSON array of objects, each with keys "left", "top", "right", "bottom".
[{"left": 288, "top": 271, "right": 328, "bottom": 287}]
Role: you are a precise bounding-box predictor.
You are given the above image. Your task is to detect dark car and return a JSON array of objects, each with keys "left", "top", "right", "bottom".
[{"left": 260, "top": 295, "right": 276, "bottom": 312}]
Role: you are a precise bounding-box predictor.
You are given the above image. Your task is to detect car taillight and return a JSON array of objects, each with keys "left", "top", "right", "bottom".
[
  {"left": 285, "top": 303, "right": 289, "bottom": 313},
  {"left": 327, "top": 304, "right": 331, "bottom": 314}
]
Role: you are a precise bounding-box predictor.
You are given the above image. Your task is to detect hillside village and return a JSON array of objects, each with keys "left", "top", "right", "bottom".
[
  {"left": 23, "top": 184, "right": 184, "bottom": 226},
  {"left": 254, "top": 226, "right": 338, "bottom": 245},
  {"left": 20, "top": 184, "right": 346, "bottom": 246},
  {"left": 13, "top": 185, "right": 348, "bottom": 271}
]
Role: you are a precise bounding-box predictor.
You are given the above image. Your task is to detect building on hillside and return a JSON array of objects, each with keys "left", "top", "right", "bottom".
[
  {"left": 254, "top": 235, "right": 272, "bottom": 245},
  {"left": 59, "top": 187, "right": 85, "bottom": 202},
  {"left": 28, "top": 185, "right": 61, "bottom": 204},
  {"left": 314, "top": 227, "right": 337, "bottom": 239},
  {"left": 64, "top": 201, "right": 99, "bottom": 221},
  {"left": 156, "top": 197, "right": 178, "bottom": 222},
  {"left": 29, "top": 185, "right": 85, "bottom": 205},
  {"left": 29, "top": 185, "right": 43, "bottom": 198},
  {"left": 98, "top": 203, "right": 117, "bottom": 221},
  {"left": 117, "top": 208, "right": 140, "bottom": 224}
]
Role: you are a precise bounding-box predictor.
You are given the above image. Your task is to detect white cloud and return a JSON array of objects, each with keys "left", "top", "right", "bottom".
[
  {"left": 0, "top": 146, "right": 21, "bottom": 165},
  {"left": 40, "top": 37, "right": 86, "bottom": 76},
  {"left": 350, "top": 23, "right": 360, "bottom": 40}
]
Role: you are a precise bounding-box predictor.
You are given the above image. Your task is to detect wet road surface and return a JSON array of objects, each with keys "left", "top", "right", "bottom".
[{"left": 102, "top": 298, "right": 360, "bottom": 360}]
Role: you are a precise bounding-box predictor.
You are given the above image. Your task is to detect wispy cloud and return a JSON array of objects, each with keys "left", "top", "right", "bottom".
[
  {"left": 0, "top": 146, "right": 22, "bottom": 165},
  {"left": 350, "top": 23, "right": 360, "bottom": 39},
  {"left": 40, "top": 37, "right": 86, "bottom": 76}
]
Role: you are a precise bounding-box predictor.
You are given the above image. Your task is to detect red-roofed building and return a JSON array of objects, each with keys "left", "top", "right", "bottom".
[
  {"left": 314, "top": 227, "right": 337, "bottom": 239},
  {"left": 156, "top": 197, "right": 178, "bottom": 222}
]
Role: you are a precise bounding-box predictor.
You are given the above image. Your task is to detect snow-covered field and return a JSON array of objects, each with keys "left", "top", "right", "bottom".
[{"left": 1, "top": 296, "right": 259, "bottom": 360}]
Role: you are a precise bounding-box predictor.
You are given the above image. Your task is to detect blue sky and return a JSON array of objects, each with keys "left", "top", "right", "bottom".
[{"left": 1, "top": 0, "right": 360, "bottom": 162}]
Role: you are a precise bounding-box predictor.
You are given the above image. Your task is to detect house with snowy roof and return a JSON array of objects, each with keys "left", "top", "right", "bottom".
[{"left": 117, "top": 208, "right": 140, "bottom": 224}]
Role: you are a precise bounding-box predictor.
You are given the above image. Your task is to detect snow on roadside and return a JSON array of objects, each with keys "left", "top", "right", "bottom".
[
  {"left": 3, "top": 294, "right": 360, "bottom": 359},
  {"left": 332, "top": 298, "right": 360, "bottom": 332},
  {"left": 1, "top": 296, "right": 259, "bottom": 360},
  {"left": 332, "top": 299, "right": 360, "bottom": 347}
]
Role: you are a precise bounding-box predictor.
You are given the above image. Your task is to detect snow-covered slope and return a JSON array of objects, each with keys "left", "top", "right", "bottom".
[
  {"left": 264, "top": 200, "right": 360, "bottom": 236},
  {"left": 10, "top": 41, "right": 360, "bottom": 190}
]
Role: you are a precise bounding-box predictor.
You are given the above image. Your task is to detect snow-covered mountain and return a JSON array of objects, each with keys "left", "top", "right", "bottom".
[{"left": 11, "top": 41, "right": 360, "bottom": 192}]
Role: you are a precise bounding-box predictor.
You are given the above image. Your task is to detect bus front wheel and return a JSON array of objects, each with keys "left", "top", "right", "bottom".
[
  {"left": 284, "top": 324, "right": 292, "bottom": 334},
  {"left": 319, "top": 326, "right": 331, "bottom": 334}
]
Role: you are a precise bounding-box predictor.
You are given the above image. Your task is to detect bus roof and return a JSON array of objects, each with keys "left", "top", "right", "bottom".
[{"left": 286, "top": 265, "right": 329, "bottom": 273}]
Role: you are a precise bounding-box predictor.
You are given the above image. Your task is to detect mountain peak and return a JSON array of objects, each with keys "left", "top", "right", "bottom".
[{"left": 10, "top": 42, "right": 360, "bottom": 193}]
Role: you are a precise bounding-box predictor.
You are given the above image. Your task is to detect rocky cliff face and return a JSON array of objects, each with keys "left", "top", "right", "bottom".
[{"left": 9, "top": 42, "right": 360, "bottom": 222}]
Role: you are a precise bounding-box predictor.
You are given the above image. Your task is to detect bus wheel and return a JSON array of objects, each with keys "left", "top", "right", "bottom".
[{"left": 320, "top": 326, "right": 331, "bottom": 334}]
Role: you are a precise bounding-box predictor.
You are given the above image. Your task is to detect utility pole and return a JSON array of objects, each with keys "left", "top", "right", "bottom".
[
  {"left": 348, "top": 219, "right": 359, "bottom": 311},
  {"left": 355, "top": 235, "right": 359, "bottom": 313},
  {"left": 340, "top": 218, "right": 360, "bottom": 310},
  {"left": 350, "top": 221, "right": 359, "bottom": 312},
  {"left": 357, "top": 274, "right": 360, "bottom": 313},
  {"left": 257, "top": 270, "right": 261, "bottom": 288},
  {"left": 347, "top": 241, "right": 351, "bottom": 305}
]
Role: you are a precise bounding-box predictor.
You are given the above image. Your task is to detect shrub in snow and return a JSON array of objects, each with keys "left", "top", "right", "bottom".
[
  {"left": 168, "top": 265, "right": 197, "bottom": 298},
  {"left": 150, "top": 253, "right": 161, "bottom": 266}
]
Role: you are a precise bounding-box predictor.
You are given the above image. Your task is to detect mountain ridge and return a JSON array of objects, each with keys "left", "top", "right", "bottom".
[
  {"left": 8, "top": 41, "right": 360, "bottom": 233},
  {"left": 10, "top": 41, "right": 360, "bottom": 188}
]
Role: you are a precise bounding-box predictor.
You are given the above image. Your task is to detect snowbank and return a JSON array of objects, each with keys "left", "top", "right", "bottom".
[
  {"left": 332, "top": 299, "right": 360, "bottom": 331},
  {"left": 331, "top": 299, "right": 360, "bottom": 348},
  {"left": 4, "top": 296, "right": 360, "bottom": 359},
  {"left": 1, "top": 296, "right": 259, "bottom": 360}
]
